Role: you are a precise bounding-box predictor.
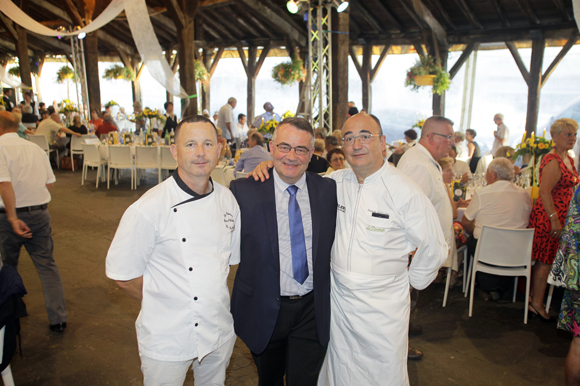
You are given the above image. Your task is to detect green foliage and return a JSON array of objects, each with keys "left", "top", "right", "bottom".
[
  {"left": 103, "top": 65, "right": 135, "bottom": 81},
  {"left": 56, "top": 66, "right": 75, "bottom": 84},
  {"left": 405, "top": 55, "right": 451, "bottom": 95},
  {"left": 272, "top": 56, "right": 306, "bottom": 86}
]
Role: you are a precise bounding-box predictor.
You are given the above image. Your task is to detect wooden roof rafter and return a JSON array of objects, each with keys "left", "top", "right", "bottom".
[
  {"left": 452, "top": 0, "right": 484, "bottom": 29},
  {"left": 514, "top": 0, "right": 541, "bottom": 25}
]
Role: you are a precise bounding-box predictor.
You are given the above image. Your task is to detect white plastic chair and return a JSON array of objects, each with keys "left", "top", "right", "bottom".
[
  {"left": 545, "top": 284, "right": 555, "bottom": 313},
  {"left": 81, "top": 144, "right": 107, "bottom": 188},
  {"left": 69, "top": 134, "right": 92, "bottom": 171},
  {"left": 159, "top": 146, "right": 177, "bottom": 181},
  {"left": 84, "top": 137, "right": 100, "bottom": 145},
  {"left": 29, "top": 134, "right": 59, "bottom": 169},
  {"left": 211, "top": 165, "right": 228, "bottom": 187},
  {"left": 443, "top": 245, "right": 467, "bottom": 307},
  {"left": 108, "top": 146, "right": 135, "bottom": 190},
  {"left": 135, "top": 146, "right": 160, "bottom": 185},
  {"left": 475, "top": 154, "right": 494, "bottom": 174},
  {"left": 1, "top": 325, "right": 15, "bottom": 386},
  {"left": 468, "top": 226, "right": 535, "bottom": 324}
]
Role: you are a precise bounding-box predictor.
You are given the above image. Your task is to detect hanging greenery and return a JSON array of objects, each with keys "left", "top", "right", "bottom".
[
  {"left": 56, "top": 66, "right": 75, "bottom": 84},
  {"left": 103, "top": 65, "right": 135, "bottom": 81},
  {"left": 195, "top": 60, "right": 210, "bottom": 90},
  {"left": 272, "top": 56, "right": 306, "bottom": 86},
  {"left": 7, "top": 67, "right": 19, "bottom": 77},
  {"left": 405, "top": 55, "right": 451, "bottom": 95}
]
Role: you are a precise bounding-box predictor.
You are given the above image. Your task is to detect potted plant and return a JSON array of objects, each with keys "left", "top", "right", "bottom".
[
  {"left": 272, "top": 56, "right": 306, "bottom": 86},
  {"left": 56, "top": 66, "right": 75, "bottom": 84},
  {"left": 103, "top": 65, "right": 135, "bottom": 81},
  {"left": 405, "top": 55, "right": 450, "bottom": 95}
]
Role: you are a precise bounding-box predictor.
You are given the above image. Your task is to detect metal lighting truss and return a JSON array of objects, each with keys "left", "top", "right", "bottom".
[{"left": 307, "top": 0, "right": 332, "bottom": 131}]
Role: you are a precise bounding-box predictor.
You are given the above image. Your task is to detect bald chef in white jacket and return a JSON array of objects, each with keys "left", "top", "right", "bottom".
[
  {"left": 106, "top": 116, "right": 240, "bottom": 386},
  {"left": 250, "top": 113, "right": 447, "bottom": 385}
]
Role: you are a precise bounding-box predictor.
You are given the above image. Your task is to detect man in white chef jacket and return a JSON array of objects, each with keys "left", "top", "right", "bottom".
[
  {"left": 106, "top": 115, "right": 240, "bottom": 386},
  {"left": 248, "top": 113, "right": 447, "bottom": 385}
]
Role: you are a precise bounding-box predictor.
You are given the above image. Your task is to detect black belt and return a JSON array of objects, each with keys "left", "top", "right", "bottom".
[
  {"left": 280, "top": 291, "right": 313, "bottom": 300},
  {"left": 0, "top": 204, "right": 47, "bottom": 213}
]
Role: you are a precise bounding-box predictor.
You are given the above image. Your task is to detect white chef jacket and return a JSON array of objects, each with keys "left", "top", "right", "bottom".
[
  {"left": 106, "top": 171, "right": 241, "bottom": 362},
  {"left": 319, "top": 162, "right": 447, "bottom": 386},
  {"left": 398, "top": 142, "right": 454, "bottom": 247}
]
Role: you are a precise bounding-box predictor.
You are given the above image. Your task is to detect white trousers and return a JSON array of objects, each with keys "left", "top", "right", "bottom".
[{"left": 140, "top": 336, "right": 236, "bottom": 386}]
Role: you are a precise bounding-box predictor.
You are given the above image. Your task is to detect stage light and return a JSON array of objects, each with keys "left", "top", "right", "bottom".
[
  {"left": 287, "top": 0, "right": 299, "bottom": 13},
  {"left": 333, "top": 0, "right": 349, "bottom": 12},
  {"left": 78, "top": 32, "right": 86, "bottom": 39}
]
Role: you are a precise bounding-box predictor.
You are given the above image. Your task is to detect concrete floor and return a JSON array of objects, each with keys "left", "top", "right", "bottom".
[{"left": 5, "top": 167, "right": 571, "bottom": 385}]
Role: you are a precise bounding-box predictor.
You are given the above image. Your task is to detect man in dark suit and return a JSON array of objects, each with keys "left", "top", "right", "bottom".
[{"left": 230, "top": 117, "right": 337, "bottom": 386}]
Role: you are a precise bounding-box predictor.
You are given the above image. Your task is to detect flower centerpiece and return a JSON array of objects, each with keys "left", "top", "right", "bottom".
[
  {"left": 195, "top": 60, "right": 210, "bottom": 90},
  {"left": 258, "top": 119, "right": 279, "bottom": 135},
  {"left": 59, "top": 99, "right": 79, "bottom": 114},
  {"left": 405, "top": 55, "right": 450, "bottom": 95},
  {"left": 412, "top": 118, "right": 425, "bottom": 130},
  {"left": 512, "top": 131, "right": 553, "bottom": 197},
  {"left": 281, "top": 111, "right": 294, "bottom": 120},
  {"left": 56, "top": 66, "right": 75, "bottom": 84},
  {"left": 103, "top": 65, "right": 135, "bottom": 81},
  {"left": 272, "top": 56, "right": 306, "bottom": 86},
  {"left": 104, "top": 100, "right": 119, "bottom": 109}
]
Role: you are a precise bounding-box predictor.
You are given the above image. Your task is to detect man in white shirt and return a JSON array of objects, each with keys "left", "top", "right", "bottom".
[
  {"left": 36, "top": 113, "right": 81, "bottom": 153},
  {"left": 236, "top": 113, "right": 249, "bottom": 146},
  {"left": 454, "top": 131, "right": 469, "bottom": 162},
  {"left": 252, "top": 102, "right": 281, "bottom": 128},
  {"left": 106, "top": 115, "right": 240, "bottom": 385},
  {"left": 491, "top": 113, "right": 510, "bottom": 156},
  {"left": 0, "top": 111, "right": 68, "bottom": 332},
  {"left": 234, "top": 132, "right": 272, "bottom": 177},
  {"left": 217, "top": 97, "right": 236, "bottom": 144},
  {"left": 461, "top": 158, "right": 531, "bottom": 299}
]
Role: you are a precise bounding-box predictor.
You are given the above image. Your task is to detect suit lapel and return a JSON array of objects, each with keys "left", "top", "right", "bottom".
[
  {"left": 261, "top": 175, "right": 280, "bottom": 270},
  {"left": 306, "top": 173, "right": 320, "bottom": 268}
]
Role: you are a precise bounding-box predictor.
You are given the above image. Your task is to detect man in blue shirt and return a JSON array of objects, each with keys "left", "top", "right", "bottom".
[
  {"left": 252, "top": 102, "right": 281, "bottom": 128},
  {"left": 234, "top": 132, "right": 272, "bottom": 177}
]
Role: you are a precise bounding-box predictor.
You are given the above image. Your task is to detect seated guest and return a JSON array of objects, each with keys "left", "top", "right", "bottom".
[
  {"left": 325, "top": 148, "right": 346, "bottom": 175},
  {"left": 241, "top": 128, "right": 257, "bottom": 148},
  {"left": 47, "top": 105, "right": 55, "bottom": 115},
  {"left": 39, "top": 109, "right": 50, "bottom": 122},
  {"left": 461, "top": 158, "right": 532, "bottom": 300},
  {"left": 161, "top": 101, "right": 178, "bottom": 138},
  {"left": 454, "top": 131, "right": 470, "bottom": 162},
  {"left": 89, "top": 109, "right": 103, "bottom": 128},
  {"left": 314, "top": 127, "right": 326, "bottom": 139},
  {"left": 234, "top": 132, "right": 272, "bottom": 177},
  {"left": 449, "top": 145, "right": 471, "bottom": 183},
  {"left": 67, "top": 115, "right": 88, "bottom": 152},
  {"left": 95, "top": 113, "right": 118, "bottom": 139},
  {"left": 37, "top": 112, "right": 81, "bottom": 165},
  {"left": 494, "top": 145, "right": 521, "bottom": 174},
  {"left": 21, "top": 105, "right": 38, "bottom": 128},
  {"left": 324, "top": 135, "right": 338, "bottom": 158},
  {"left": 332, "top": 129, "right": 342, "bottom": 147},
  {"left": 348, "top": 106, "right": 359, "bottom": 116},
  {"left": 307, "top": 139, "right": 329, "bottom": 173},
  {"left": 216, "top": 127, "right": 232, "bottom": 161},
  {"left": 391, "top": 129, "right": 418, "bottom": 166},
  {"left": 11, "top": 108, "right": 34, "bottom": 139}
]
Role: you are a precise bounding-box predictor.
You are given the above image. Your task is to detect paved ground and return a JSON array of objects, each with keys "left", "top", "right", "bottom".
[{"left": 4, "top": 168, "right": 571, "bottom": 385}]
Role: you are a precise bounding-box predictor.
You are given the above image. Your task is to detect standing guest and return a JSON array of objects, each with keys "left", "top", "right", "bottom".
[
  {"left": 462, "top": 158, "right": 532, "bottom": 300},
  {"left": 449, "top": 145, "right": 471, "bottom": 183},
  {"left": 106, "top": 115, "right": 240, "bottom": 385},
  {"left": 161, "top": 101, "right": 178, "bottom": 138},
  {"left": 21, "top": 91, "right": 38, "bottom": 117},
  {"left": 306, "top": 139, "right": 329, "bottom": 174},
  {"left": 38, "top": 102, "right": 45, "bottom": 113},
  {"left": 213, "top": 111, "right": 219, "bottom": 125},
  {"left": 236, "top": 113, "right": 249, "bottom": 145},
  {"left": 216, "top": 128, "right": 232, "bottom": 161},
  {"left": 314, "top": 128, "right": 326, "bottom": 140},
  {"left": 391, "top": 129, "right": 418, "bottom": 166},
  {"left": 491, "top": 113, "right": 510, "bottom": 157},
  {"left": 95, "top": 113, "right": 118, "bottom": 139},
  {"left": 348, "top": 101, "right": 355, "bottom": 109},
  {"left": 252, "top": 102, "right": 281, "bottom": 129},
  {"left": 201, "top": 109, "right": 210, "bottom": 119},
  {"left": 454, "top": 131, "right": 470, "bottom": 161},
  {"left": 2, "top": 89, "right": 14, "bottom": 112},
  {"left": 324, "top": 148, "right": 345, "bottom": 175},
  {"left": 465, "top": 128, "right": 481, "bottom": 173},
  {"left": 230, "top": 117, "right": 337, "bottom": 386},
  {"left": 233, "top": 132, "right": 272, "bottom": 177},
  {"left": 550, "top": 184, "right": 580, "bottom": 385},
  {"left": 217, "top": 97, "right": 236, "bottom": 145},
  {"left": 89, "top": 109, "right": 103, "bottom": 128},
  {"left": 529, "top": 118, "right": 579, "bottom": 321},
  {"left": 21, "top": 105, "right": 38, "bottom": 128},
  {"left": 0, "top": 111, "right": 68, "bottom": 332},
  {"left": 36, "top": 113, "right": 81, "bottom": 164}
]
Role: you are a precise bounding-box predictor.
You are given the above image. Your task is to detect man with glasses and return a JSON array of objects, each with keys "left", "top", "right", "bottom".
[{"left": 230, "top": 117, "right": 337, "bottom": 386}]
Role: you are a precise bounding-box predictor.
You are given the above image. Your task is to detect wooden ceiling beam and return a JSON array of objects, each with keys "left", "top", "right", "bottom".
[
  {"left": 425, "top": 0, "right": 456, "bottom": 30},
  {"left": 0, "top": 37, "right": 33, "bottom": 57},
  {"left": 148, "top": 7, "right": 177, "bottom": 34},
  {"left": 541, "top": 31, "right": 578, "bottom": 87},
  {"left": 373, "top": 0, "right": 405, "bottom": 32},
  {"left": 370, "top": 44, "right": 391, "bottom": 82},
  {"left": 0, "top": 13, "right": 18, "bottom": 42},
  {"left": 453, "top": 0, "right": 484, "bottom": 29},
  {"left": 253, "top": 44, "right": 270, "bottom": 78},
  {"left": 237, "top": 45, "right": 249, "bottom": 77},
  {"left": 163, "top": 0, "right": 186, "bottom": 30},
  {"left": 350, "top": 1, "right": 382, "bottom": 34},
  {"left": 505, "top": 41, "right": 530, "bottom": 86},
  {"left": 62, "top": 0, "right": 84, "bottom": 26},
  {"left": 515, "top": 0, "right": 541, "bottom": 25},
  {"left": 397, "top": 0, "right": 426, "bottom": 30},
  {"left": 199, "top": 0, "right": 232, "bottom": 6},
  {"left": 246, "top": 14, "right": 276, "bottom": 39},
  {"left": 449, "top": 42, "right": 478, "bottom": 79},
  {"left": 29, "top": 33, "right": 72, "bottom": 54},
  {"left": 550, "top": 0, "right": 572, "bottom": 21},
  {"left": 202, "top": 23, "right": 223, "bottom": 40},
  {"left": 238, "top": 0, "right": 307, "bottom": 47},
  {"left": 348, "top": 46, "right": 364, "bottom": 79},
  {"left": 208, "top": 47, "right": 223, "bottom": 76},
  {"left": 490, "top": 0, "right": 511, "bottom": 27},
  {"left": 201, "top": 14, "right": 235, "bottom": 40},
  {"left": 411, "top": 0, "right": 447, "bottom": 46},
  {"left": 205, "top": 9, "right": 245, "bottom": 38}
]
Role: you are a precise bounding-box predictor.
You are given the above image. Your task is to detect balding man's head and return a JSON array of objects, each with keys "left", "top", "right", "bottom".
[
  {"left": 0, "top": 111, "right": 19, "bottom": 134},
  {"left": 51, "top": 113, "right": 61, "bottom": 123},
  {"left": 419, "top": 116, "right": 455, "bottom": 161},
  {"left": 103, "top": 113, "right": 113, "bottom": 122}
]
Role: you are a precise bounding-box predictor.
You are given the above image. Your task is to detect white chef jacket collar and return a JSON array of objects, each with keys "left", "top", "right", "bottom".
[
  {"left": 415, "top": 142, "right": 442, "bottom": 172},
  {"left": 171, "top": 168, "right": 214, "bottom": 208},
  {"left": 346, "top": 159, "right": 387, "bottom": 184}
]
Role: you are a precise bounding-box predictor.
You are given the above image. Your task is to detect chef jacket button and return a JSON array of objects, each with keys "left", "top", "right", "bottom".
[
  {"left": 276, "top": 297, "right": 280, "bottom": 301},
  {"left": 182, "top": 238, "right": 186, "bottom": 242},
  {"left": 189, "top": 267, "right": 193, "bottom": 271},
  {"left": 194, "top": 297, "right": 198, "bottom": 301},
  {"left": 195, "top": 323, "right": 198, "bottom": 327},
  {"left": 173, "top": 208, "right": 177, "bottom": 212}
]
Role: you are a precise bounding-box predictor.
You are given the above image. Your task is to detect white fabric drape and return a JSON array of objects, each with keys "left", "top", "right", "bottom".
[
  {"left": 0, "top": 65, "right": 30, "bottom": 89},
  {"left": 574, "top": 0, "right": 580, "bottom": 32},
  {"left": 0, "top": 0, "right": 187, "bottom": 98}
]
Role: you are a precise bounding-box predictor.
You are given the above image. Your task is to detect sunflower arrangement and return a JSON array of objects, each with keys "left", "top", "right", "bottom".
[
  {"left": 272, "top": 56, "right": 306, "bottom": 86},
  {"left": 258, "top": 119, "right": 279, "bottom": 135},
  {"left": 412, "top": 118, "right": 425, "bottom": 129},
  {"left": 103, "top": 65, "right": 135, "bottom": 81},
  {"left": 104, "top": 100, "right": 119, "bottom": 109},
  {"left": 281, "top": 111, "right": 294, "bottom": 120},
  {"left": 512, "top": 132, "right": 554, "bottom": 187},
  {"left": 59, "top": 99, "right": 79, "bottom": 114},
  {"left": 405, "top": 55, "right": 450, "bottom": 95}
]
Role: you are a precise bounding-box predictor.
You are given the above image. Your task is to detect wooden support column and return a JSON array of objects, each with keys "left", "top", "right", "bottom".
[
  {"left": 84, "top": 31, "right": 101, "bottom": 114},
  {"left": 239, "top": 45, "right": 270, "bottom": 123},
  {"left": 165, "top": 50, "right": 173, "bottom": 103},
  {"left": 15, "top": 13, "right": 32, "bottom": 92},
  {"left": 432, "top": 48, "right": 448, "bottom": 116},
  {"left": 349, "top": 44, "right": 390, "bottom": 114},
  {"left": 331, "top": 7, "right": 349, "bottom": 132},
  {"left": 132, "top": 58, "right": 144, "bottom": 105},
  {"left": 525, "top": 38, "right": 545, "bottom": 137},
  {"left": 201, "top": 47, "right": 223, "bottom": 113}
]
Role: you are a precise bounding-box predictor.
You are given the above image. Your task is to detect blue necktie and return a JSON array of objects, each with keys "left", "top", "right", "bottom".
[{"left": 287, "top": 185, "right": 308, "bottom": 284}]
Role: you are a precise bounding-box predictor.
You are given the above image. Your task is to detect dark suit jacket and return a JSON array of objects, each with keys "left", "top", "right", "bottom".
[{"left": 230, "top": 171, "right": 337, "bottom": 354}]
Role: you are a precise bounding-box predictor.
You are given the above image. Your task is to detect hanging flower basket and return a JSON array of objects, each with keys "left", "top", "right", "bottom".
[
  {"left": 272, "top": 56, "right": 306, "bottom": 86},
  {"left": 103, "top": 65, "right": 135, "bottom": 81},
  {"left": 405, "top": 55, "right": 450, "bottom": 95},
  {"left": 56, "top": 66, "right": 75, "bottom": 84},
  {"left": 7, "top": 67, "right": 20, "bottom": 77},
  {"left": 194, "top": 60, "right": 210, "bottom": 90}
]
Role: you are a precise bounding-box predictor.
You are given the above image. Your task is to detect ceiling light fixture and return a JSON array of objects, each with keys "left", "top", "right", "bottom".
[
  {"left": 333, "top": 0, "right": 349, "bottom": 12},
  {"left": 286, "top": 0, "right": 299, "bottom": 14}
]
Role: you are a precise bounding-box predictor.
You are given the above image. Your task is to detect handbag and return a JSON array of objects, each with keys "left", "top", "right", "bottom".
[{"left": 60, "top": 156, "right": 78, "bottom": 170}]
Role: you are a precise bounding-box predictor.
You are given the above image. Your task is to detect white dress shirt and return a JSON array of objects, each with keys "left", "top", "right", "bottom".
[
  {"left": 464, "top": 180, "right": 531, "bottom": 239},
  {"left": 36, "top": 119, "right": 62, "bottom": 145},
  {"left": 0, "top": 132, "right": 55, "bottom": 208},
  {"left": 491, "top": 123, "right": 510, "bottom": 156},
  {"left": 273, "top": 170, "right": 314, "bottom": 296},
  {"left": 398, "top": 142, "right": 454, "bottom": 246},
  {"left": 106, "top": 172, "right": 241, "bottom": 362},
  {"left": 456, "top": 141, "right": 470, "bottom": 162},
  {"left": 453, "top": 159, "right": 471, "bottom": 177},
  {"left": 217, "top": 104, "right": 235, "bottom": 140}
]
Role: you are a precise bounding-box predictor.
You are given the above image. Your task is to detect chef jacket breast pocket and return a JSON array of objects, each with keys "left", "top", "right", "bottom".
[{"left": 363, "top": 212, "right": 397, "bottom": 246}]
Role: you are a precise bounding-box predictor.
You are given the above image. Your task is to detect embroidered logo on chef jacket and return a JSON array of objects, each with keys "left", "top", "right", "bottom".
[
  {"left": 366, "top": 225, "right": 386, "bottom": 232},
  {"left": 224, "top": 212, "right": 235, "bottom": 230}
]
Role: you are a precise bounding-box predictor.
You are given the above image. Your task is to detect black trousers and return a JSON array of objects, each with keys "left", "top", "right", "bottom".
[{"left": 251, "top": 291, "right": 327, "bottom": 386}]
